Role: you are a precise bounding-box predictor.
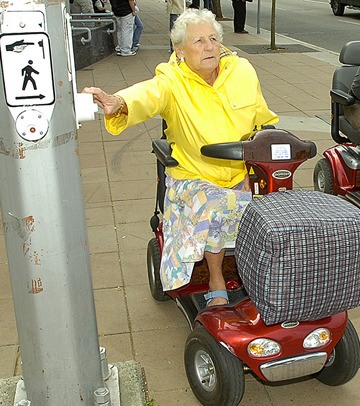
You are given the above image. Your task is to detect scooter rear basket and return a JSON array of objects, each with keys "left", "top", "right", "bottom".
[{"left": 235, "top": 189, "right": 360, "bottom": 325}]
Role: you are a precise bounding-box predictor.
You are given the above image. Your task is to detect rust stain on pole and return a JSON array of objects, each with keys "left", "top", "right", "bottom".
[
  {"left": 0, "top": 140, "right": 26, "bottom": 159},
  {"left": 31, "top": 277, "right": 44, "bottom": 294}
]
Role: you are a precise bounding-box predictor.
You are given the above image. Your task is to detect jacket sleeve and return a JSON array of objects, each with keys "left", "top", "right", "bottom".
[{"left": 104, "top": 76, "right": 171, "bottom": 135}]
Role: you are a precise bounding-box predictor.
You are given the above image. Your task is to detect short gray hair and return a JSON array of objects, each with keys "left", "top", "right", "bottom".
[{"left": 170, "top": 9, "right": 223, "bottom": 48}]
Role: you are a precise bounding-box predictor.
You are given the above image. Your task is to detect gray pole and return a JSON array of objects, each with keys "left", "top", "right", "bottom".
[
  {"left": 0, "top": 1, "right": 104, "bottom": 404},
  {"left": 257, "top": 0, "right": 261, "bottom": 34}
]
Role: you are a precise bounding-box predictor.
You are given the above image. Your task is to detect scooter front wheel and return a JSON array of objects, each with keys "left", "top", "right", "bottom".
[
  {"left": 313, "top": 158, "right": 335, "bottom": 195},
  {"left": 316, "top": 319, "right": 360, "bottom": 386},
  {"left": 147, "top": 238, "right": 170, "bottom": 301},
  {"left": 184, "top": 326, "right": 245, "bottom": 406}
]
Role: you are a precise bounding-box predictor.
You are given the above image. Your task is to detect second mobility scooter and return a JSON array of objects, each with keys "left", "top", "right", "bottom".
[
  {"left": 148, "top": 126, "right": 360, "bottom": 406},
  {"left": 313, "top": 40, "right": 360, "bottom": 207}
]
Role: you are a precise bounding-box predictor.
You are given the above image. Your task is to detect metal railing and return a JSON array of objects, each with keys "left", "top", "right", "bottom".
[{"left": 70, "top": 12, "right": 116, "bottom": 44}]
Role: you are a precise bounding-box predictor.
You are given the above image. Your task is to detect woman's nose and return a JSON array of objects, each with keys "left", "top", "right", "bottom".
[{"left": 204, "top": 39, "right": 213, "bottom": 50}]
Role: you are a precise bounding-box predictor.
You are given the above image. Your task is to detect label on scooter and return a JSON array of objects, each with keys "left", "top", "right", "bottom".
[{"left": 272, "top": 169, "right": 292, "bottom": 179}]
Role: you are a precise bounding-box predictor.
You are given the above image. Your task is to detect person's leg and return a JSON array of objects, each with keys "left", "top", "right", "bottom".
[
  {"left": 189, "top": 0, "right": 200, "bottom": 9},
  {"left": 115, "top": 16, "right": 122, "bottom": 51},
  {"left": 169, "top": 13, "right": 178, "bottom": 52},
  {"left": 204, "top": 249, "right": 227, "bottom": 306},
  {"left": 119, "top": 13, "right": 135, "bottom": 54},
  {"left": 232, "top": 0, "right": 246, "bottom": 32},
  {"left": 78, "top": 0, "right": 94, "bottom": 13},
  {"left": 240, "top": 0, "right": 246, "bottom": 31},
  {"left": 132, "top": 14, "right": 143, "bottom": 49}
]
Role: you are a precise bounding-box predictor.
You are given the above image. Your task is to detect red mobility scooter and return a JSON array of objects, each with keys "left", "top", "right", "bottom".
[
  {"left": 148, "top": 126, "right": 360, "bottom": 406},
  {"left": 313, "top": 40, "right": 360, "bottom": 206}
]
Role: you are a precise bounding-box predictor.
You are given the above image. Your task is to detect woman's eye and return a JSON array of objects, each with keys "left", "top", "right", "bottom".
[{"left": 210, "top": 37, "right": 217, "bottom": 42}]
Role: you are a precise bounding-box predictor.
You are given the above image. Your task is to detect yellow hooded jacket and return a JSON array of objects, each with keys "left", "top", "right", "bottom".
[{"left": 105, "top": 48, "right": 278, "bottom": 188}]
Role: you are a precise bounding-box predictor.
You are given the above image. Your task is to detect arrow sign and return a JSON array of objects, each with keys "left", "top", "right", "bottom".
[
  {"left": 16, "top": 94, "right": 46, "bottom": 100},
  {"left": 0, "top": 32, "right": 55, "bottom": 107}
]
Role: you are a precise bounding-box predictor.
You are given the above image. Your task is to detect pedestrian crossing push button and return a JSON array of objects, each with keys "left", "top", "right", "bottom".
[{"left": 15, "top": 109, "right": 49, "bottom": 142}]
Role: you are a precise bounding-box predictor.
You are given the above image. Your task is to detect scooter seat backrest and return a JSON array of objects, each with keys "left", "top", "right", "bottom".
[
  {"left": 332, "top": 65, "right": 359, "bottom": 94},
  {"left": 332, "top": 41, "right": 360, "bottom": 143},
  {"left": 333, "top": 41, "right": 360, "bottom": 93},
  {"left": 339, "top": 40, "right": 360, "bottom": 65}
]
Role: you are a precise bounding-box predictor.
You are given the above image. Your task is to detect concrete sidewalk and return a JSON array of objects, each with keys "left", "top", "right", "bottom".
[{"left": 1, "top": 0, "right": 360, "bottom": 405}]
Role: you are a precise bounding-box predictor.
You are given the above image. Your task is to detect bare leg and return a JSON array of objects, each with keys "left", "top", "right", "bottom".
[{"left": 204, "top": 249, "right": 227, "bottom": 306}]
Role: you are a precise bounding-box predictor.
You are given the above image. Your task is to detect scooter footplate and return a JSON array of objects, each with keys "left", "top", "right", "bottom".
[{"left": 191, "top": 288, "right": 248, "bottom": 312}]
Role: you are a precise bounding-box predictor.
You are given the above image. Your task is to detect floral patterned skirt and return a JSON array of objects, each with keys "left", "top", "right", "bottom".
[{"left": 160, "top": 176, "right": 252, "bottom": 291}]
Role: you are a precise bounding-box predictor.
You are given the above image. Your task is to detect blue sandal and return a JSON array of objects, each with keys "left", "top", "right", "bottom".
[{"left": 204, "top": 290, "right": 229, "bottom": 306}]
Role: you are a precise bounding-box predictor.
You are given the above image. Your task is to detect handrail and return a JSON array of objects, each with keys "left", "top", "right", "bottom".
[
  {"left": 71, "top": 26, "right": 92, "bottom": 44},
  {"left": 70, "top": 13, "right": 116, "bottom": 43}
]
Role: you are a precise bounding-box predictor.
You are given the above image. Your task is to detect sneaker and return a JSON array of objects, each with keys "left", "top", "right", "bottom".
[
  {"left": 131, "top": 46, "right": 139, "bottom": 53},
  {"left": 117, "top": 50, "right": 137, "bottom": 57}
]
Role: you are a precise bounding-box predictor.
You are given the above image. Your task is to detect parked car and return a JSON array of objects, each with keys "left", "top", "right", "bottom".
[{"left": 330, "top": 0, "right": 360, "bottom": 15}]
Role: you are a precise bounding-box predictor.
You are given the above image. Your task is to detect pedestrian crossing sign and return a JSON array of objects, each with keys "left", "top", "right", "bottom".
[{"left": 0, "top": 32, "right": 55, "bottom": 107}]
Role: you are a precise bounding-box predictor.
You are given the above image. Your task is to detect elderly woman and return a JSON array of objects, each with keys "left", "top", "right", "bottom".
[{"left": 83, "top": 9, "right": 278, "bottom": 306}]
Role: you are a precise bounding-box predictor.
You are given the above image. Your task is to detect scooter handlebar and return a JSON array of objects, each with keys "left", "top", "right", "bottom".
[
  {"left": 201, "top": 129, "right": 317, "bottom": 162},
  {"left": 201, "top": 142, "right": 244, "bottom": 160}
]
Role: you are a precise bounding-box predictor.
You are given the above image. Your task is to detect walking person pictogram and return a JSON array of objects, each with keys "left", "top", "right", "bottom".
[{"left": 22, "top": 60, "right": 39, "bottom": 91}]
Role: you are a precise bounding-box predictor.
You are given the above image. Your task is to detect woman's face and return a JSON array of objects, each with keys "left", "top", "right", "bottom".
[{"left": 177, "top": 22, "right": 221, "bottom": 80}]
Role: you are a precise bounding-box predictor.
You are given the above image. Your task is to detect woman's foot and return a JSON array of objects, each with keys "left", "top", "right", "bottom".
[{"left": 204, "top": 289, "right": 229, "bottom": 307}]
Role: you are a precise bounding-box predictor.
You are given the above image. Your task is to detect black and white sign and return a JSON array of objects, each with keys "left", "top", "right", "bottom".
[{"left": 0, "top": 32, "right": 55, "bottom": 107}]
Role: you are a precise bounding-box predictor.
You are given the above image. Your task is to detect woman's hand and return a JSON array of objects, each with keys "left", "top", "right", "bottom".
[
  {"left": 243, "top": 174, "right": 251, "bottom": 191},
  {"left": 82, "top": 87, "right": 124, "bottom": 115}
]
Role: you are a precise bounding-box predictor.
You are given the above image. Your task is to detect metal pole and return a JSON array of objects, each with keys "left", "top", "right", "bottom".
[
  {"left": 0, "top": 1, "right": 105, "bottom": 404},
  {"left": 257, "top": 0, "right": 261, "bottom": 34}
]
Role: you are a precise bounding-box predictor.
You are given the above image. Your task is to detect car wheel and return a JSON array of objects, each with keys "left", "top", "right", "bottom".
[
  {"left": 316, "top": 320, "right": 360, "bottom": 386},
  {"left": 147, "top": 238, "right": 170, "bottom": 301},
  {"left": 185, "top": 326, "right": 245, "bottom": 406},
  {"left": 331, "top": 0, "right": 345, "bottom": 16},
  {"left": 313, "top": 158, "right": 335, "bottom": 194}
]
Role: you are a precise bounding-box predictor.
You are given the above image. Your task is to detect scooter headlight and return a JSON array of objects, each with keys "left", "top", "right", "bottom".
[
  {"left": 303, "top": 328, "right": 331, "bottom": 349},
  {"left": 248, "top": 338, "right": 281, "bottom": 357}
]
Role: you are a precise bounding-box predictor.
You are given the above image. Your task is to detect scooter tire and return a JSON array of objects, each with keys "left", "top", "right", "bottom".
[
  {"left": 147, "top": 238, "right": 170, "bottom": 301},
  {"left": 184, "top": 326, "right": 245, "bottom": 406},
  {"left": 313, "top": 158, "right": 335, "bottom": 195},
  {"left": 316, "top": 319, "right": 360, "bottom": 386}
]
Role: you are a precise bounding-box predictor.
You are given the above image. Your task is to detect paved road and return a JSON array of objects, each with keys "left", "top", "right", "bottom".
[{"left": 220, "top": 0, "right": 360, "bottom": 54}]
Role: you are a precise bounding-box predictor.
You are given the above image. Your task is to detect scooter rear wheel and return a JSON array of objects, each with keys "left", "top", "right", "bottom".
[
  {"left": 313, "top": 158, "right": 335, "bottom": 195},
  {"left": 184, "top": 326, "right": 245, "bottom": 406},
  {"left": 316, "top": 319, "right": 360, "bottom": 386},
  {"left": 147, "top": 238, "right": 170, "bottom": 301}
]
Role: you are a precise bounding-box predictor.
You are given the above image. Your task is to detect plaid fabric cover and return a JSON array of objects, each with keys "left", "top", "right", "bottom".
[{"left": 235, "top": 189, "right": 360, "bottom": 325}]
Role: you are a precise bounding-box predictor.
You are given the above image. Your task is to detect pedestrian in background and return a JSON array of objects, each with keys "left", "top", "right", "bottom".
[
  {"left": 132, "top": 1, "right": 143, "bottom": 53},
  {"left": 110, "top": 0, "right": 137, "bottom": 56},
  {"left": 167, "top": 0, "right": 186, "bottom": 52},
  {"left": 70, "top": 0, "right": 94, "bottom": 13},
  {"left": 232, "top": 0, "right": 249, "bottom": 34},
  {"left": 189, "top": 0, "right": 212, "bottom": 10}
]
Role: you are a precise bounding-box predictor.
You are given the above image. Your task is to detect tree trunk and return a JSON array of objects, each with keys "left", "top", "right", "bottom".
[
  {"left": 270, "top": 0, "right": 277, "bottom": 50},
  {"left": 212, "top": 0, "right": 223, "bottom": 19}
]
